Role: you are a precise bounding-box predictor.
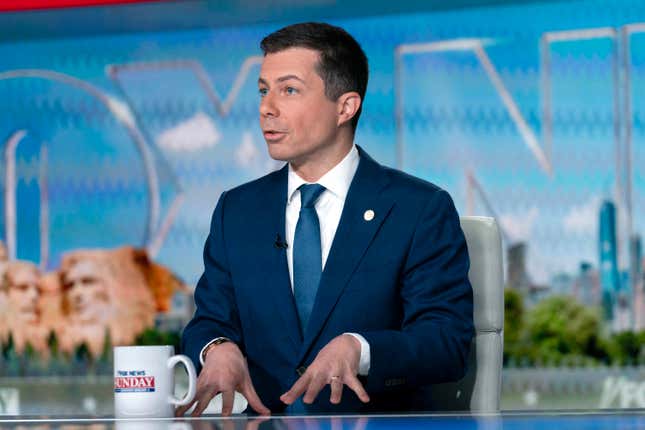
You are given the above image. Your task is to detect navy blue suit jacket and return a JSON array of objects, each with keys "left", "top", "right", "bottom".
[{"left": 182, "top": 147, "right": 474, "bottom": 413}]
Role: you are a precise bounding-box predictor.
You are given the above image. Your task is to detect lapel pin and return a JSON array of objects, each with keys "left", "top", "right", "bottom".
[{"left": 363, "top": 209, "right": 375, "bottom": 221}]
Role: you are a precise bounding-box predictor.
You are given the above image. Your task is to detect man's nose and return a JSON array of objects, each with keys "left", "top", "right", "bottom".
[
  {"left": 69, "top": 284, "right": 81, "bottom": 296},
  {"left": 259, "top": 92, "right": 279, "bottom": 117}
]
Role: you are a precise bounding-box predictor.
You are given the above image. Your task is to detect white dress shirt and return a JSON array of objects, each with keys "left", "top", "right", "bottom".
[
  {"left": 202, "top": 145, "right": 371, "bottom": 376},
  {"left": 285, "top": 145, "right": 370, "bottom": 376}
]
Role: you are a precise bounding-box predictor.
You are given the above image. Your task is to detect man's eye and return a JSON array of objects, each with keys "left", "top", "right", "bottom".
[
  {"left": 258, "top": 88, "right": 268, "bottom": 97},
  {"left": 285, "top": 87, "right": 298, "bottom": 95}
]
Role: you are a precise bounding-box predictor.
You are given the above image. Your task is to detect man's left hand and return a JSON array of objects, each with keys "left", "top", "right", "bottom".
[{"left": 280, "top": 334, "right": 370, "bottom": 406}]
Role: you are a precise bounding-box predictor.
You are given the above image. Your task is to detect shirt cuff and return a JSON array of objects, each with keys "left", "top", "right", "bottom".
[
  {"left": 199, "top": 337, "right": 230, "bottom": 366},
  {"left": 344, "top": 332, "right": 370, "bottom": 376}
]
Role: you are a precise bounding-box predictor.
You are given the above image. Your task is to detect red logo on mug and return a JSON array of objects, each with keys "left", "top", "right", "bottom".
[{"left": 115, "top": 370, "right": 156, "bottom": 393}]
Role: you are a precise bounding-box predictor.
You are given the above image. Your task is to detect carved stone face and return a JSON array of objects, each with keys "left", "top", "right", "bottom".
[
  {"left": 62, "top": 259, "right": 111, "bottom": 324},
  {"left": 58, "top": 247, "right": 160, "bottom": 354},
  {"left": 4, "top": 262, "right": 40, "bottom": 324}
]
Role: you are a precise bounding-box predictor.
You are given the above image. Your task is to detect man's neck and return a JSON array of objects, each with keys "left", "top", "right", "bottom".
[{"left": 290, "top": 139, "right": 354, "bottom": 183}]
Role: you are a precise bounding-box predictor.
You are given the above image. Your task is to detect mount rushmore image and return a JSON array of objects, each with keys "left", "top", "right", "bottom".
[{"left": 0, "top": 242, "right": 190, "bottom": 358}]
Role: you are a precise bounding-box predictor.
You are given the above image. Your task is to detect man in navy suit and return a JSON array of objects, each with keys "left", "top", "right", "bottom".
[{"left": 179, "top": 22, "right": 473, "bottom": 416}]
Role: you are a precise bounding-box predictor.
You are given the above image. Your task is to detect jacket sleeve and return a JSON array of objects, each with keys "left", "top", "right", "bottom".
[
  {"left": 181, "top": 191, "right": 244, "bottom": 373},
  {"left": 360, "top": 189, "right": 474, "bottom": 393}
]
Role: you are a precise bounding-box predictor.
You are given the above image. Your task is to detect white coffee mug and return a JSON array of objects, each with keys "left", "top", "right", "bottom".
[{"left": 114, "top": 345, "right": 197, "bottom": 418}]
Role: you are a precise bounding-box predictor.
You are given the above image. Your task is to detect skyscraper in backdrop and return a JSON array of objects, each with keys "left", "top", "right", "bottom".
[{"left": 598, "top": 200, "right": 620, "bottom": 322}]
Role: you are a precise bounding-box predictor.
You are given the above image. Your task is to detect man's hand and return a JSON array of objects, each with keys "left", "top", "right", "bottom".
[
  {"left": 280, "top": 334, "right": 370, "bottom": 406},
  {"left": 175, "top": 342, "right": 270, "bottom": 417}
]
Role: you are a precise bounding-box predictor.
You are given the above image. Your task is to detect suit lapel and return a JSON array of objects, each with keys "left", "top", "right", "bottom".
[
  {"left": 300, "top": 148, "right": 394, "bottom": 359},
  {"left": 256, "top": 165, "right": 303, "bottom": 350}
]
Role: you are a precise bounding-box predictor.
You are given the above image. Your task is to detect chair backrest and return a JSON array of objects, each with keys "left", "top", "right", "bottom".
[{"left": 429, "top": 216, "right": 504, "bottom": 412}]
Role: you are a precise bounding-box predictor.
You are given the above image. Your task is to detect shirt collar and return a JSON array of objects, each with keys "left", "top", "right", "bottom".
[{"left": 287, "top": 145, "right": 359, "bottom": 204}]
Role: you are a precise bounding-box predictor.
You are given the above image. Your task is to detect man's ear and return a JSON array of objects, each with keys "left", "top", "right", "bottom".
[{"left": 337, "top": 91, "right": 361, "bottom": 127}]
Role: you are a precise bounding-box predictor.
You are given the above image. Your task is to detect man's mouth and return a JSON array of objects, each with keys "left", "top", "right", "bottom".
[
  {"left": 73, "top": 299, "right": 88, "bottom": 311},
  {"left": 263, "top": 130, "right": 287, "bottom": 142}
]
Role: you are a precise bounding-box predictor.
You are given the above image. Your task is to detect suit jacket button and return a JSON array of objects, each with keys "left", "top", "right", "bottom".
[{"left": 296, "top": 366, "right": 307, "bottom": 376}]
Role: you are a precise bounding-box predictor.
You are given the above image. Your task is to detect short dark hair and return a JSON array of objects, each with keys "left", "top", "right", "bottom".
[{"left": 260, "top": 22, "right": 369, "bottom": 131}]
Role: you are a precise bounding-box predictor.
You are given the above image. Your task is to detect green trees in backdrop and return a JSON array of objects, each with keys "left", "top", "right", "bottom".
[{"left": 504, "top": 289, "right": 645, "bottom": 366}]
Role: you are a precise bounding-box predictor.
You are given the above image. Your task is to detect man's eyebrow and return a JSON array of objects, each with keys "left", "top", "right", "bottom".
[
  {"left": 277, "top": 74, "right": 305, "bottom": 84},
  {"left": 258, "top": 75, "right": 306, "bottom": 86}
]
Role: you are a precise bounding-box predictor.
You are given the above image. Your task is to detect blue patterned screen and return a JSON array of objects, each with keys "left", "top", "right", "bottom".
[{"left": 0, "top": 0, "right": 643, "bottom": 321}]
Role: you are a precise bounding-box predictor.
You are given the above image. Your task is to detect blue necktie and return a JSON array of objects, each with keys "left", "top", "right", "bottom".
[
  {"left": 288, "top": 184, "right": 325, "bottom": 415},
  {"left": 293, "top": 183, "right": 326, "bottom": 334}
]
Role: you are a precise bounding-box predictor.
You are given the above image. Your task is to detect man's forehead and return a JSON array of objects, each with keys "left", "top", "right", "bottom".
[
  {"left": 8, "top": 265, "right": 38, "bottom": 284},
  {"left": 259, "top": 47, "right": 320, "bottom": 82},
  {"left": 65, "top": 260, "right": 100, "bottom": 280}
]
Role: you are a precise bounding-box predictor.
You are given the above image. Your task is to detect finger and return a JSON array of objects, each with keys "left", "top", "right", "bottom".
[
  {"left": 175, "top": 398, "right": 196, "bottom": 417},
  {"left": 178, "top": 382, "right": 214, "bottom": 416},
  {"left": 302, "top": 372, "right": 327, "bottom": 404},
  {"left": 221, "top": 390, "right": 235, "bottom": 416},
  {"left": 192, "top": 398, "right": 211, "bottom": 417},
  {"left": 344, "top": 374, "right": 370, "bottom": 403},
  {"left": 280, "top": 373, "right": 311, "bottom": 405},
  {"left": 192, "top": 389, "right": 218, "bottom": 417},
  {"left": 182, "top": 381, "right": 216, "bottom": 417},
  {"left": 242, "top": 380, "right": 271, "bottom": 415},
  {"left": 329, "top": 376, "right": 343, "bottom": 404}
]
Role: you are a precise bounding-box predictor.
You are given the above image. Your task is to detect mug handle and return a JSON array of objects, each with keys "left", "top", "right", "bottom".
[{"left": 167, "top": 354, "right": 197, "bottom": 406}]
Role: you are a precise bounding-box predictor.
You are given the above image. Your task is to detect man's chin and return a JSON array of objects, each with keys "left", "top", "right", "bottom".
[
  {"left": 73, "top": 315, "right": 100, "bottom": 325},
  {"left": 19, "top": 312, "right": 38, "bottom": 324},
  {"left": 72, "top": 308, "right": 106, "bottom": 324},
  {"left": 266, "top": 146, "right": 294, "bottom": 163}
]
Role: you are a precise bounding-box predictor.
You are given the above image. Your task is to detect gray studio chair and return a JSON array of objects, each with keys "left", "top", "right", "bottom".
[{"left": 429, "top": 216, "right": 504, "bottom": 413}]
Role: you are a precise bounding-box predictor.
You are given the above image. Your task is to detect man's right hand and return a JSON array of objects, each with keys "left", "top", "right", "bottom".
[{"left": 175, "top": 342, "right": 270, "bottom": 417}]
